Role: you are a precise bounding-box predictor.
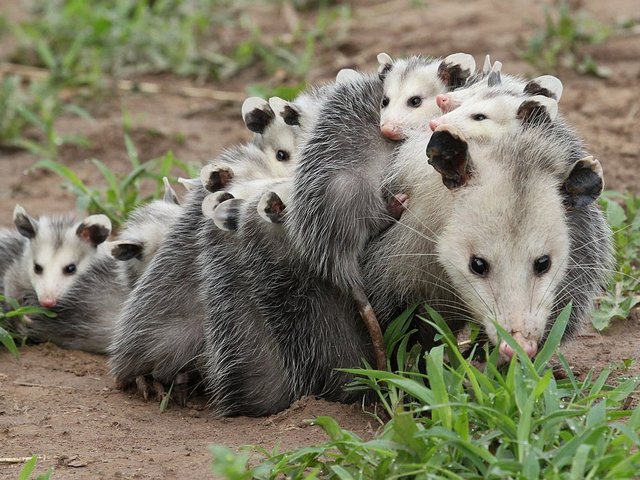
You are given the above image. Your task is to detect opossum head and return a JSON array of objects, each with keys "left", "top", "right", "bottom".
[
  {"left": 429, "top": 92, "right": 558, "bottom": 143},
  {"left": 242, "top": 96, "right": 301, "bottom": 177},
  {"left": 377, "top": 52, "right": 476, "bottom": 140},
  {"left": 427, "top": 126, "right": 603, "bottom": 361},
  {"left": 13, "top": 205, "right": 111, "bottom": 308}
]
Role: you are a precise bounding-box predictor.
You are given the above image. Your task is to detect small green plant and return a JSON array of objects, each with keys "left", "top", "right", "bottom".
[
  {"left": 210, "top": 305, "right": 640, "bottom": 478},
  {"left": 17, "top": 455, "right": 53, "bottom": 480},
  {"left": 34, "top": 134, "right": 198, "bottom": 229},
  {"left": 521, "top": 2, "right": 614, "bottom": 77},
  {"left": 0, "top": 295, "right": 56, "bottom": 358},
  {"left": 593, "top": 192, "right": 640, "bottom": 330}
]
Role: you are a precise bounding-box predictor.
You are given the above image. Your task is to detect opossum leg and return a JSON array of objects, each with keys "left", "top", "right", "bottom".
[
  {"left": 153, "top": 379, "right": 166, "bottom": 402},
  {"left": 172, "top": 372, "right": 191, "bottom": 407},
  {"left": 135, "top": 375, "right": 151, "bottom": 401},
  {"left": 351, "top": 284, "right": 386, "bottom": 371},
  {"left": 387, "top": 193, "right": 409, "bottom": 221}
]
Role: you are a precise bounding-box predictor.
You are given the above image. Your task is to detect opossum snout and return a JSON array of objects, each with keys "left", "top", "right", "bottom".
[
  {"left": 39, "top": 297, "right": 57, "bottom": 308},
  {"left": 380, "top": 123, "right": 405, "bottom": 141},
  {"left": 428, "top": 119, "right": 441, "bottom": 132},
  {"left": 435, "top": 94, "right": 451, "bottom": 113},
  {"left": 499, "top": 332, "right": 537, "bottom": 362}
]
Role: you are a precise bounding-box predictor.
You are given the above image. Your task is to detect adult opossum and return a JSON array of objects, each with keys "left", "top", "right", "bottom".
[{"left": 3, "top": 206, "right": 122, "bottom": 353}]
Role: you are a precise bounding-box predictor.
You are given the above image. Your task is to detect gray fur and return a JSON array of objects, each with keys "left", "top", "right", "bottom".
[{"left": 0, "top": 230, "right": 26, "bottom": 294}]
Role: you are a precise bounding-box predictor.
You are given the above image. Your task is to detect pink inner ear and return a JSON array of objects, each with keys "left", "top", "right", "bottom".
[{"left": 79, "top": 228, "right": 91, "bottom": 242}]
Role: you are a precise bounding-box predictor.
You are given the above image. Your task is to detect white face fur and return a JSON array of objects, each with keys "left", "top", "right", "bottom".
[
  {"left": 436, "top": 165, "right": 570, "bottom": 359},
  {"left": 429, "top": 93, "right": 557, "bottom": 144},
  {"left": 379, "top": 60, "right": 445, "bottom": 140},
  {"left": 23, "top": 218, "right": 104, "bottom": 307}
]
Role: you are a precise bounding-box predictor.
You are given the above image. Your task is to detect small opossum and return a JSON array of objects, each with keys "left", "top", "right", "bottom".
[
  {"left": 3, "top": 205, "right": 123, "bottom": 353},
  {"left": 108, "top": 178, "right": 183, "bottom": 288},
  {"left": 288, "top": 53, "right": 477, "bottom": 293},
  {"left": 377, "top": 52, "right": 477, "bottom": 140},
  {"left": 364, "top": 122, "right": 612, "bottom": 363},
  {"left": 0, "top": 230, "right": 26, "bottom": 295}
]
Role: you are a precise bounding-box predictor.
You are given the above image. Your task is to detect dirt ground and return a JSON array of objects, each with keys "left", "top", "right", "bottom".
[{"left": 1, "top": 0, "right": 639, "bottom": 478}]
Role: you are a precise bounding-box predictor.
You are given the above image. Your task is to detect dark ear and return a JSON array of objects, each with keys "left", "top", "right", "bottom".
[
  {"left": 162, "top": 177, "right": 180, "bottom": 205},
  {"left": 517, "top": 95, "right": 558, "bottom": 125},
  {"left": 523, "top": 75, "right": 563, "bottom": 101},
  {"left": 109, "top": 240, "right": 144, "bottom": 261},
  {"left": 13, "top": 205, "right": 38, "bottom": 239},
  {"left": 438, "top": 53, "right": 476, "bottom": 90},
  {"left": 377, "top": 52, "right": 393, "bottom": 81},
  {"left": 241, "top": 97, "right": 275, "bottom": 134},
  {"left": 562, "top": 156, "right": 604, "bottom": 209},
  {"left": 258, "top": 191, "right": 287, "bottom": 224},
  {"left": 426, "top": 125, "right": 471, "bottom": 190},
  {"left": 269, "top": 97, "right": 300, "bottom": 126},
  {"left": 486, "top": 61, "right": 502, "bottom": 87},
  {"left": 76, "top": 214, "right": 111, "bottom": 246}
]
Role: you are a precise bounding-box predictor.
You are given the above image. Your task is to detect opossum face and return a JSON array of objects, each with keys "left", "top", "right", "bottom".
[
  {"left": 13, "top": 206, "right": 111, "bottom": 308},
  {"left": 429, "top": 94, "right": 558, "bottom": 143},
  {"left": 378, "top": 53, "right": 476, "bottom": 141},
  {"left": 437, "top": 170, "right": 570, "bottom": 360}
]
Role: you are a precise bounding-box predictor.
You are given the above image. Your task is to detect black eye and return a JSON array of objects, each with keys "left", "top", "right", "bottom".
[
  {"left": 471, "top": 113, "right": 487, "bottom": 121},
  {"left": 469, "top": 256, "right": 489, "bottom": 276},
  {"left": 407, "top": 96, "right": 422, "bottom": 108},
  {"left": 276, "top": 150, "right": 289, "bottom": 162},
  {"left": 34, "top": 263, "right": 43, "bottom": 274},
  {"left": 63, "top": 264, "right": 77, "bottom": 275},
  {"left": 381, "top": 96, "right": 390, "bottom": 108},
  {"left": 533, "top": 255, "right": 551, "bottom": 275}
]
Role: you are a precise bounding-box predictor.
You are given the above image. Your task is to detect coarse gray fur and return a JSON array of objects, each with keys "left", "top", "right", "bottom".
[
  {"left": 3, "top": 212, "right": 123, "bottom": 353},
  {"left": 199, "top": 182, "right": 373, "bottom": 416},
  {"left": 0, "top": 230, "right": 25, "bottom": 294}
]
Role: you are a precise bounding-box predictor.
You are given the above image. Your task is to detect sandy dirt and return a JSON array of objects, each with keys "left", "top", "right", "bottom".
[{"left": 1, "top": 0, "right": 639, "bottom": 478}]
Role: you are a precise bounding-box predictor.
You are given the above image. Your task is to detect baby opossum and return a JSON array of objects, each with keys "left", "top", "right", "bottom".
[
  {"left": 364, "top": 123, "right": 612, "bottom": 362},
  {"left": 3, "top": 206, "right": 123, "bottom": 353},
  {"left": 287, "top": 53, "right": 477, "bottom": 293},
  {"left": 108, "top": 178, "right": 183, "bottom": 288},
  {"left": 0, "top": 230, "right": 26, "bottom": 295}
]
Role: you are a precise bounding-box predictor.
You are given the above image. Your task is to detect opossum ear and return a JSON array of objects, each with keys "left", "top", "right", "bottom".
[
  {"left": 108, "top": 240, "right": 144, "bottom": 261},
  {"left": 258, "top": 191, "right": 287, "bottom": 224},
  {"left": 336, "top": 68, "right": 360, "bottom": 85},
  {"left": 377, "top": 52, "right": 393, "bottom": 80},
  {"left": 482, "top": 54, "right": 491, "bottom": 75},
  {"left": 486, "top": 61, "right": 502, "bottom": 87},
  {"left": 438, "top": 53, "right": 476, "bottom": 90},
  {"left": 76, "top": 214, "right": 111, "bottom": 246},
  {"left": 13, "top": 205, "right": 38, "bottom": 239},
  {"left": 200, "top": 164, "right": 234, "bottom": 193},
  {"left": 426, "top": 125, "right": 471, "bottom": 189},
  {"left": 268, "top": 96, "right": 300, "bottom": 126},
  {"left": 562, "top": 156, "right": 604, "bottom": 209},
  {"left": 177, "top": 176, "right": 202, "bottom": 191},
  {"left": 162, "top": 177, "right": 180, "bottom": 205},
  {"left": 213, "top": 198, "right": 245, "bottom": 231},
  {"left": 201, "top": 191, "right": 233, "bottom": 221},
  {"left": 517, "top": 95, "right": 558, "bottom": 125},
  {"left": 524, "top": 75, "right": 563, "bottom": 101},
  {"left": 241, "top": 97, "right": 275, "bottom": 133}
]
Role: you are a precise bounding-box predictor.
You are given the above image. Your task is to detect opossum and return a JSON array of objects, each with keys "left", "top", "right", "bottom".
[
  {"left": 363, "top": 123, "right": 612, "bottom": 362},
  {"left": 0, "top": 230, "right": 26, "bottom": 295},
  {"left": 377, "top": 52, "right": 476, "bottom": 140},
  {"left": 108, "top": 178, "right": 183, "bottom": 288},
  {"left": 3, "top": 206, "right": 123, "bottom": 353},
  {"left": 287, "top": 53, "right": 477, "bottom": 293},
  {"left": 198, "top": 181, "right": 373, "bottom": 416},
  {"left": 108, "top": 94, "right": 323, "bottom": 396}
]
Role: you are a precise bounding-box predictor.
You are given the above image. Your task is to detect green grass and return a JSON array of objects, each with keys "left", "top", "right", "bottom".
[
  {"left": 17, "top": 456, "right": 53, "bottom": 480},
  {"left": 0, "top": 295, "right": 56, "bottom": 358},
  {"left": 34, "top": 133, "right": 198, "bottom": 229},
  {"left": 593, "top": 192, "right": 640, "bottom": 330},
  {"left": 521, "top": 2, "right": 616, "bottom": 77},
  {"left": 209, "top": 305, "right": 640, "bottom": 479}
]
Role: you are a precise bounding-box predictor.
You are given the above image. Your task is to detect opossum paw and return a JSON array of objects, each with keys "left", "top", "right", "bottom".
[
  {"left": 258, "top": 191, "right": 286, "bottom": 224},
  {"left": 200, "top": 164, "right": 234, "bottom": 192},
  {"left": 135, "top": 375, "right": 152, "bottom": 401},
  {"left": 387, "top": 193, "right": 409, "bottom": 220},
  {"left": 172, "top": 372, "right": 192, "bottom": 408}
]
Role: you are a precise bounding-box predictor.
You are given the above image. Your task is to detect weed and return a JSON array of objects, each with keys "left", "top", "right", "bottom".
[
  {"left": 33, "top": 134, "right": 198, "bottom": 229},
  {"left": 521, "top": 2, "right": 614, "bottom": 77},
  {"left": 17, "top": 456, "right": 53, "bottom": 480},
  {"left": 210, "top": 305, "right": 640, "bottom": 478},
  {"left": 593, "top": 192, "right": 640, "bottom": 330},
  {"left": 0, "top": 295, "right": 56, "bottom": 358}
]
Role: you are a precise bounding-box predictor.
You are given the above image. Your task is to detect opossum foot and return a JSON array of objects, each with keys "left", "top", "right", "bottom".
[
  {"left": 387, "top": 193, "right": 409, "bottom": 220},
  {"left": 258, "top": 191, "right": 286, "bottom": 224},
  {"left": 152, "top": 380, "right": 166, "bottom": 402},
  {"left": 172, "top": 372, "right": 191, "bottom": 407},
  {"left": 135, "top": 375, "right": 151, "bottom": 401}
]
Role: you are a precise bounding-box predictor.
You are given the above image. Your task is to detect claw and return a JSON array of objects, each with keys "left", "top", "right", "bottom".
[{"left": 135, "top": 375, "right": 150, "bottom": 401}]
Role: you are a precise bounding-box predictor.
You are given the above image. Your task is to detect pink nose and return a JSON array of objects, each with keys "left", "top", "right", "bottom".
[
  {"left": 428, "top": 119, "right": 440, "bottom": 131},
  {"left": 40, "top": 297, "right": 57, "bottom": 308},
  {"left": 499, "top": 333, "right": 538, "bottom": 362},
  {"left": 436, "top": 94, "right": 451, "bottom": 112},
  {"left": 380, "top": 123, "right": 404, "bottom": 141}
]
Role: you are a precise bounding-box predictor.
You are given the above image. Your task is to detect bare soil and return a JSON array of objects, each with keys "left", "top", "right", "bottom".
[{"left": 1, "top": 0, "right": 639, "bottom": 478}]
